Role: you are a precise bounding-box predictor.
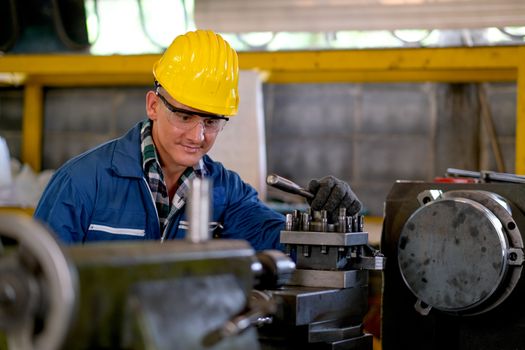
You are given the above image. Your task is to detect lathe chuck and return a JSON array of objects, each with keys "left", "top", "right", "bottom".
[{"left": 397, "top": 190, "right": 523, "bottom": 316}]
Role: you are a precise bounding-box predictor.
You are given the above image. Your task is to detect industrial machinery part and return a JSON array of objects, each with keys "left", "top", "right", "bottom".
[
  {"left": 202, "top": 289, "right": 277, "bottom": 348},
  {"left": 186, "top": 177, "right": 212, "bottom": 243},
  {"left": 0, "top": 213, "right": 76, "bottom": 350},
  {"left": 253, "top": 250, "right": 296, "bottom": 290},
  {"left": 0, "top": 213, "right": 263, "bottom": 350},
  {"left": 446, "top": 168, "right": 525, "bottom": 184},
  {"left": 382, "top": 180, "right": 525, "bottom": 350},
  {"left": 399, "top": 189, "right": 523, "bottom": 316},
  {"left": 263, "top": 175, "right": 385, "bottom": 350},
  {"left": 0, "top": 178, "right": 294, "bottom": 349},
  {"left": 202, "top": 251, "right": 295, "bottom": 349}
]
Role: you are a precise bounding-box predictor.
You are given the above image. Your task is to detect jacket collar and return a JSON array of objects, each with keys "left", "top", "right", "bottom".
[{"left": 110, "top": 121, "right": 145, "bottom": 178}]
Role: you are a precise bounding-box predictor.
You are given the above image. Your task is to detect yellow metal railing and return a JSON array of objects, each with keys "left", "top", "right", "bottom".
[{"left": 0, "top": 46, "right": 524, "bottom": 173}]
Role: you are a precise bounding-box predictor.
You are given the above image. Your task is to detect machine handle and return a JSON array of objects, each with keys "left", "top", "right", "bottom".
[
  {"left": 266, "top": 174, "right": 314, "bottom": 199},
  {"left": 446, "top": 168, "right": 525, "bottom": 184},
  {"left": 202, "top": 290, "right": 276, "bottom": 348}
]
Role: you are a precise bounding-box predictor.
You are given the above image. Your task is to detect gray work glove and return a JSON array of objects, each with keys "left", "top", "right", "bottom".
[{"left": 307, "top": 176, "right": 362, "bottom": 222}]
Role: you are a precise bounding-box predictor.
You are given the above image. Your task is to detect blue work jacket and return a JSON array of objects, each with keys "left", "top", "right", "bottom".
[{"left": 34, "top": 122, "right": 285, "bottom": 251}]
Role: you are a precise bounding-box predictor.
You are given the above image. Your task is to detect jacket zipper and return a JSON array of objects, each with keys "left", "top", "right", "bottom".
[{"left": 141, "top": 178, "right": 164, "bottom": 242}]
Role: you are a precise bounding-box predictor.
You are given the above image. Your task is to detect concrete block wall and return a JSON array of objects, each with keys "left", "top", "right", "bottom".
[
  {"left": 264, "top": 82, "right": 517, "bottom": 216},
  {"left": 0, "top": 82, "right": 518, "bottom": 216},
  {"left": 42, "top": 87, "right": 150, "bottom": 168},
  {"left": 481, "top": 83, "right": 517, "bottom": 172}
]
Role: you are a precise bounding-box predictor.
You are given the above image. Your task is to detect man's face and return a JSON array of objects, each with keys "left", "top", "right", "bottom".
[{"left": 146, "top": 89, "right": 223, "bottom": 169}]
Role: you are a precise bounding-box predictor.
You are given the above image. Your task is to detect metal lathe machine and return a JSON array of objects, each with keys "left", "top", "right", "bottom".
[
  {"left": 0, "top": 176, "right": 383, "bottom": 350},
  {"left": 381, "top": 170, "right": 525, "bottom": 350}
]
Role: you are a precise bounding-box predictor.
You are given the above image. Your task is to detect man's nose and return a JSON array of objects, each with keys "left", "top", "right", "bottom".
[{"left": 186, "top": 121, "right": 205, "bottom": 141}]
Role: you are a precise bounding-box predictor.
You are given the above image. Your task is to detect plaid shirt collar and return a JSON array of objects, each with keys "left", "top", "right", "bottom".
[{"left": 140, "top": 119, "right": 207, "bottom": 236}]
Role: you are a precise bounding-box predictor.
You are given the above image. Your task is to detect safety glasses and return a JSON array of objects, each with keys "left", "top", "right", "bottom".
[{"left": 156, "top": 91, "right": 228, "bottom": 134}]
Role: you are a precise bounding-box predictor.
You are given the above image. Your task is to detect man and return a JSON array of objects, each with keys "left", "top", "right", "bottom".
[{"left": 34, "top": 30, "right": 361, "bottom": 251}]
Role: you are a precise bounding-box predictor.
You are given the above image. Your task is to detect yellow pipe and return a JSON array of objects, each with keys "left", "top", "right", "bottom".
[
  {"left": 21, "top": 84, "right": 43, "bottom": 172},
  {"left": 0, "top": 46, "right": 520, "bottom": 83},
  {"left": 0, "top": 54, "right": 158, "bottom": 75},
  {"left": 0, "top": 207, "right": 34, "bottom": 215},
  {"left": 239, "top": 46, "right": 520, "bottom": 71},
  {"left": 26, "top": 74, "right": 154, "bottom": 86},
  {"left": 516, "top": 47, "right": 525, "bottom": 175}
]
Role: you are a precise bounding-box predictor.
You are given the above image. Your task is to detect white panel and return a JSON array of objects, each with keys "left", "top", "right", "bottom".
[
  {"left": 195, "top": 0, "right": 525, "bottom": 32},
  {"left": 207, "top": 70, "right": 268, "bottom": 200}
]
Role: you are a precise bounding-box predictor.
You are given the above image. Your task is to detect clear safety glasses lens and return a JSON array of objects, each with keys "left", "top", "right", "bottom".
[{"left": 156, "top": 92, "right": 228, "bottom": 133}]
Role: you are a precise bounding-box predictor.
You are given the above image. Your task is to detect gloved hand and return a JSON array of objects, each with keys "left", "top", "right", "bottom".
[{"left": 307, "top": 176, "right": 362, "bottom": 222}]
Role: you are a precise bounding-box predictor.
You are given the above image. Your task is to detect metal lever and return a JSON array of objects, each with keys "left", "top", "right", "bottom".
[
  {"left": 266, "top": 174, "right": 314, "bottom": 199},
  {"left": 446, "top": 168, "right": 525, "bottom": 184},
  {"left": 202, "top": 290, "right": 276, "bottom": 348}
]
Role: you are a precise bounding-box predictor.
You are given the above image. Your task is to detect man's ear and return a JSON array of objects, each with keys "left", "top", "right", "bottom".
[{"left": 146, "top": 91, "right": 160, "bottom": 121}]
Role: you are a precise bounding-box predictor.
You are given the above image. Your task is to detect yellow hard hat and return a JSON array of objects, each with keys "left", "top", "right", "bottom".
[{"left": 153, "top": 30, "right": 239, "bottom": 116}]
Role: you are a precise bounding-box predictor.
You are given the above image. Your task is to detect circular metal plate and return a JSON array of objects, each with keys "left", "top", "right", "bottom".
[{"left": 398, "top": 198, "right": 508, "bottom": 312}]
